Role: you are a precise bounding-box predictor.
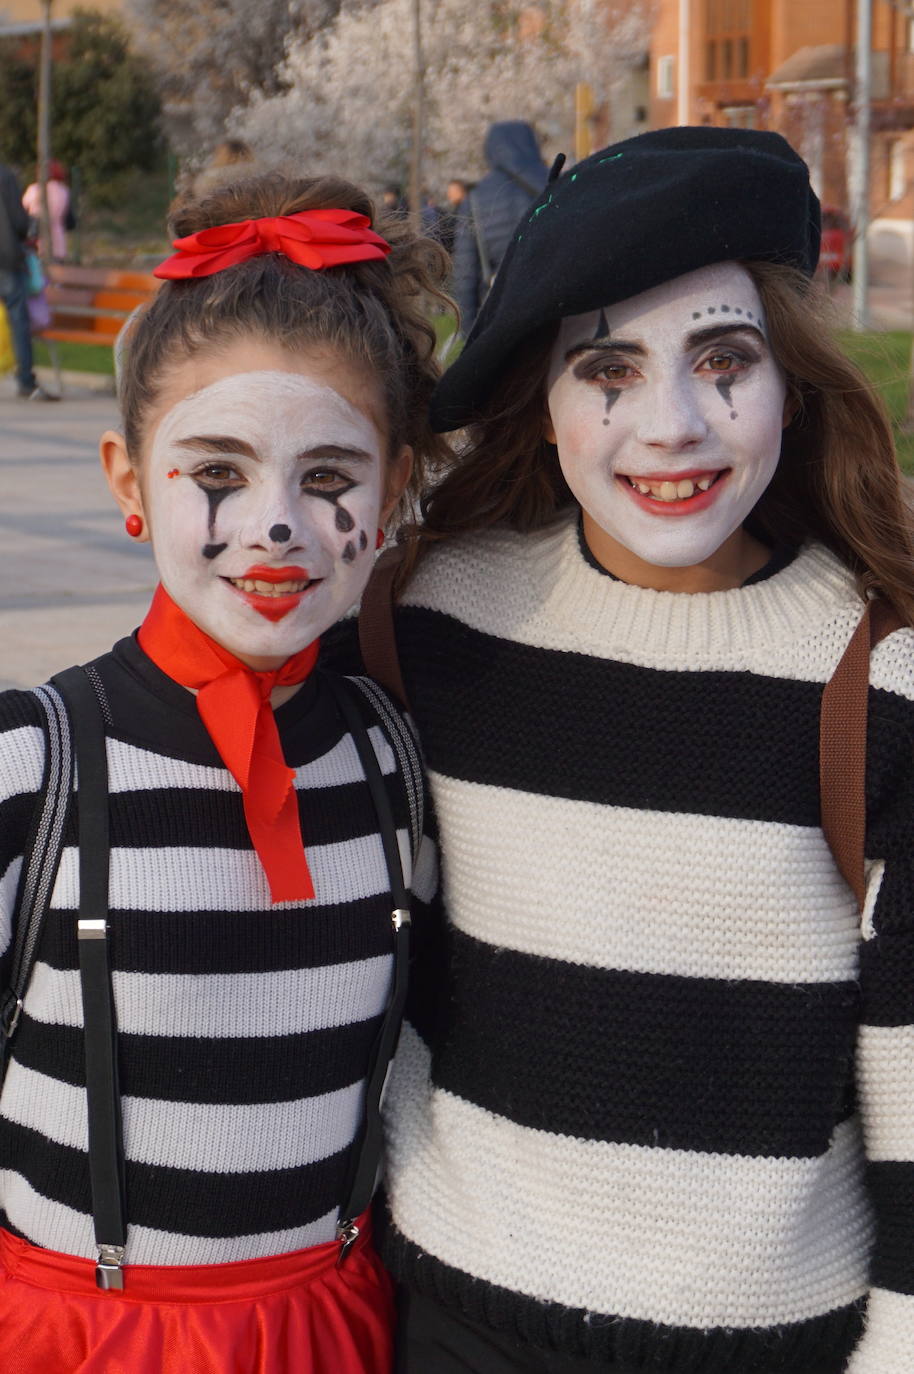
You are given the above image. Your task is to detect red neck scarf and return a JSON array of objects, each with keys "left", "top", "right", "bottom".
[{"left": 138, "top": 585, "right": 319, "bottom": 904}]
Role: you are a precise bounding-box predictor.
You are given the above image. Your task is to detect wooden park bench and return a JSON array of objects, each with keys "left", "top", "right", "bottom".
[{"left": 39, "top": 264, "right": 159, "bottom": 392}]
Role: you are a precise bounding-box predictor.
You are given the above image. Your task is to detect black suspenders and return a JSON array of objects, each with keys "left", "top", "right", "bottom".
[
  {"left": 51, "top": 667, "right": 412, "bottom": 1290},
  {"left": 324, "top": 675, "right": 411, "bottom": 1263},
  {"left": 55, "top": 666, "right": 126, "bottom": 1288}
]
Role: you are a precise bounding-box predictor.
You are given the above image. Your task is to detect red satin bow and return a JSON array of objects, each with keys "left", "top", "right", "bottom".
[
  {"left": 138, "top": 585, "right": 320, "bottom": 904},
  {"left": 153, "top": 208, "right": 391, "bottom": 280}
]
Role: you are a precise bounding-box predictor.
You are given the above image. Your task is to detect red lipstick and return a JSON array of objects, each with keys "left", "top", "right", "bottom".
[
  {"left": 238, "top": 565, "right": 310, "bottom": 583},
  {"left": 618, "top": 469, "right": 729, "bottom": 517},
  {"left": 224, "top": 565, "right": 316, "bottom": 622}
]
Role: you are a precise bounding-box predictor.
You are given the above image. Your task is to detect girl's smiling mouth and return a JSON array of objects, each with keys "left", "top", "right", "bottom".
[
  {"left": 222, "top": 564, "right": 321, "bottom": 621},
  {"left": 618, "top": 467, "right": 729, "bottom": 514}
]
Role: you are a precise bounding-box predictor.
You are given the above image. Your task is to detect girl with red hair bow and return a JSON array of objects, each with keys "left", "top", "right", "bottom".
[{"left": 0, "top": 171, "right": 448, "bottom": 1373}]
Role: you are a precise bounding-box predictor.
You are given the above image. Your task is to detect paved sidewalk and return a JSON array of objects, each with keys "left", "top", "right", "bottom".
[{"left": 0, "top": 381, "right": 155, "bottom": 689}]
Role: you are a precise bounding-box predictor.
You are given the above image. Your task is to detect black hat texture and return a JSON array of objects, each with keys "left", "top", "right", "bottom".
[{"left": 431, "top": 126, "right": 821, "bottom": 432}]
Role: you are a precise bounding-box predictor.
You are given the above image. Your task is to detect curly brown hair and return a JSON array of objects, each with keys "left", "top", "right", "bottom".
[
  {"left": 118, "top": 170, "right": 454, "bottom": 527},
  {"left": 408, "top": 262, "right": 914, "bottom": 623}
]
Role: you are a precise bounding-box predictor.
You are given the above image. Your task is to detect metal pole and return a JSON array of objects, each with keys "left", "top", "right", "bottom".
[
  {"left": 851, "top": 0, "right": 872, "bottom": 330},
  {"left": 408, "top": 0, "right": 424, "bottom": 234},
  {"left": 37, "top": 0, "right": 53, "bottom": 266},
  {"left": 575, "top": 83, "right": 593, "bottom": 161},
  {"left": 677, "top": 0, "right": 690, "bottom": 126}
]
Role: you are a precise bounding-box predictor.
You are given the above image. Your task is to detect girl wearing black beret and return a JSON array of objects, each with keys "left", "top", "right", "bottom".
[{"left": 356, "top": 127, "right": 914, "bottom": 1373}]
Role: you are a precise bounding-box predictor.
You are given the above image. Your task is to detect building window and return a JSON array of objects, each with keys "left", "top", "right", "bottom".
[
  {"left": 657, "top": 55, "right": 675, "bottom": 99},
  {"left": 723, "top": 38, "right": 733, "bottom": 79},
  {"left": 706, "top": 0, "right": 751, "bottom": 84},
  {"left": 889, "top": 140, "right": 907, "bottom": 202},
  {"left": 907, "top": 17, "right": 914, "bottom": 56}
]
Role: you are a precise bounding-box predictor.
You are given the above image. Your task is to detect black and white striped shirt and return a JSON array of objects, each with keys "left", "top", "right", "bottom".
[
  {"left": 0, "top": 636, "right": 436, "bottom": 1266},
  {"left": 376, "top": 510, "right": 914, "bottom": 1374}
]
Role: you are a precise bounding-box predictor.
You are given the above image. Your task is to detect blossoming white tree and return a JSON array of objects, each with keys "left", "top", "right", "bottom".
[
  {"left": 234, "top": 0, "right": 653, "bottom": 193},
  {"left": 125, "top": 0, "right": 341, "bottom": 152}
]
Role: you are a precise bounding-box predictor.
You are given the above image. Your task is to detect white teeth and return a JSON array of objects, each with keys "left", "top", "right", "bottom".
[
  {"left": 230, "top": 578, "right": 308, "bottom": 595},
  {"left": 627, "top": 473, "right": 719, "bottom": 501}
]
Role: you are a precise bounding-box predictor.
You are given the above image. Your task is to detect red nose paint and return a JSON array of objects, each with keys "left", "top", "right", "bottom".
[{"left": 167, "top": 469, "right": 180, "bottom": 479}]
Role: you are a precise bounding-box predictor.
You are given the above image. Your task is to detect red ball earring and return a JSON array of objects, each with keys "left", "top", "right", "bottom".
[
  {"left": 376, "top": 528, "right": 385, "bottom": 550},
  {"left": 125, "top": 513, "right": 143, "bottom": 538}
]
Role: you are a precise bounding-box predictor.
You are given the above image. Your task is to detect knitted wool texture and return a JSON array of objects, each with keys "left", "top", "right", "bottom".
[
  {"left": 378, "top": 510, "right": 914, "bottom": 1374},
  {"left": 0, "top": 638, "right": 436, "bottom": 1265}
]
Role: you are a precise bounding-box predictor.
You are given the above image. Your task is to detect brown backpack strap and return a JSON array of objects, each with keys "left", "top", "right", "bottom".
[
  {"left": 819, "top": 598, "right": 904, "bottom": 911},
  {"left": 358, "top": 546, "right": 409, "bottom": 710}
]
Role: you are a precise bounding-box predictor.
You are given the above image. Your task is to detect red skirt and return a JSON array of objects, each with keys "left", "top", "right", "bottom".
[{"left": 0, "top": 1215, "right": 393, "bottom": 1374}]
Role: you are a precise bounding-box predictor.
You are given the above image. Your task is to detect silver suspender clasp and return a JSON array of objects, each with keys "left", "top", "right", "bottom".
[
  {"left": 336, "top": 1217, "right": 360, "bottom": 1266},
  {"left": 2, "top": 996, "right": 23, "bottom": 1038},
  {"left": 391, "top": 908, "right": 411, "bottom": 931},
  {"left": 77, "top": 919, "right": 108, "bottom": 940},
  {"left": 95, "top": 1244, "right": 125, "bottom": 1290}
]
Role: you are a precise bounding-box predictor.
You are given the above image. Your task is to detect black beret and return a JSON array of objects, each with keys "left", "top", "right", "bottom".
[{"left": 431, "top": 126, "right": 821, "bottom": 432}]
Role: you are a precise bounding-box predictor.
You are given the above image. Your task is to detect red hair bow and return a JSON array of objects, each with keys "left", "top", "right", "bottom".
[{"left": 153, "top": 208, "right": 391, "bottom": 280}]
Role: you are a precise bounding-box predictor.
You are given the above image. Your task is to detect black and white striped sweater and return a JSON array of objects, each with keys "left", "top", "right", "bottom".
[
  {"left": 0, "top": 636, "right": 436, "bottom": 1267},
  {"left": 376, "top": 510, "right": 914, "bottom": 1373}
]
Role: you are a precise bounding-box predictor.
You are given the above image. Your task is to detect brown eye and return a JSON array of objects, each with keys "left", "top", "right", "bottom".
[
  {"left": 302, "top": 469, "right": 353, "bottom": 493},
  {"left": 593, "top": 362, "right": 632, "bottom": 384},
  {"left": 193, "top": 463, "right": 243, "bottom": 485},
  {"left": 707, "top": 354, "right": 734, "bottom": 372}
]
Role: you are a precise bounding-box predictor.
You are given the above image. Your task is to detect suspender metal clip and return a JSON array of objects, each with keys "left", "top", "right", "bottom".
[
  {"left": 95, "top": 1244, "right": 125, "bottom": 1290},
  {"left": 78, "top": 918, "right": 108, "bottom": 941},
  {"left": 1, "top": 993, "right": 23, "bottom": 1039},
  {"left": 391, "top": 907, "right": 410, "bottom": 931},
  {"left": 336, "top": 1218, "right": 360, "bottom": 1266}
]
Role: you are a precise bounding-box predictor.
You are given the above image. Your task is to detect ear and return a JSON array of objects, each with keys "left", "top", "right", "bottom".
[
  {"left": 782, "top": 387, "right": 801, "bottom": 430},
  {"left": 380, "top": 444, "right": 414, "bottom": 524},
  {"left": 542, "top": 391, "right": 558, "bottom": 446},
  {"left": 100, "top": 429, "right": 150, "bottom": 542}
]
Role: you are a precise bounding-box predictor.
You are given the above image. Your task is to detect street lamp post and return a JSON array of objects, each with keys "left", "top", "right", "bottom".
[
  {"left": 677, "top": 0, "right": 690, "bottom": 125},
  {"left": 37, "top": 0, "right": 53, "bottom": 266},
  {"left": 850, "top": 0, "right": 872, "bottom": 330},
  {"left": 409, "top": 0, "right": 425, "bottom": 234}
]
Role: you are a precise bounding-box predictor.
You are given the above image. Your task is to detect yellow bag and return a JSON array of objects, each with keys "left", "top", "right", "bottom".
[{"left": 0, "top": 302, "right": 14, "bottom": 375}]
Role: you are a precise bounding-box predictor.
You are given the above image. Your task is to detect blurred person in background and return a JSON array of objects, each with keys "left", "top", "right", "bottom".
[
  {"left": 22, "top": 160, "right": 72, "bottom": 263},
  {"left": 1, "top": 160, "right": 56, "bottom": 400},
  {"left": 451, "top": 120, "right": 547, "bottom": 334}
]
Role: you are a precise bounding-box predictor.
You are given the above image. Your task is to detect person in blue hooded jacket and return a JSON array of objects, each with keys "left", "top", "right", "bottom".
[{"left": 451, "top": 120, "right": 547, "bottom": 333}]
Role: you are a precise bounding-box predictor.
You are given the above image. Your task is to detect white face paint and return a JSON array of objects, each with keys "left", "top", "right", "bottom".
[
  {"left": 546, "top": 262, "right": 788, "bottom": 570},
  {"left": 140, "top": 342, "right": 387, "bottom": 667}
]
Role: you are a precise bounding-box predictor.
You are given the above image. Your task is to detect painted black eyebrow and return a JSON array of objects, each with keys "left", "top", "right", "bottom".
[
  {"left": 565, "top": 321, "right": 766, "bottom": 365},
  {"left": 683, "top": 322, "right": 766, "bottom": 351},
  {"left": 565, "top": 337, "right": 644, "bottom": 362}
]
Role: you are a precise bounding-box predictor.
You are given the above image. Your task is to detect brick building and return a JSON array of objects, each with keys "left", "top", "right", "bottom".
[{"left": 648, "top": 0, "right": 914, "bottom": 266}]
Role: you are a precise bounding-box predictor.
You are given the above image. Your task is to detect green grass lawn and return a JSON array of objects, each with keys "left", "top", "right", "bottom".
[
  {"left": 33, "top": 338, "right": 114, "bottom": 375},
  {"left": 838, "top": 330, "right": 914, "bottom": 472}
]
